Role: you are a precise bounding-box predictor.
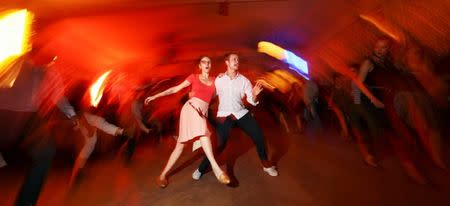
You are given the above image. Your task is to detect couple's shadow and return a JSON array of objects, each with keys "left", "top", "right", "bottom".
[{"left": 167, "top": 114, "right": 291, "bottom": 188}]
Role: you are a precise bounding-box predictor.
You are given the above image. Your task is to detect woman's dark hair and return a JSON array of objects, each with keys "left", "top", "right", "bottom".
[{"left": 197, "top": 55, "right": 210, "bottom": 64}]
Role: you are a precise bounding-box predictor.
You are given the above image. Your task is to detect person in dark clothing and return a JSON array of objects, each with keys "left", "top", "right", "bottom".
[
  {"left": 329, "top": 71, "right": 379, "bottom": 167},
  {"left": 358, "top": 38, "right": 434, "bottom": 183},
  {"left": 0, "top": 53, "right": 85, "bottom": 206}
]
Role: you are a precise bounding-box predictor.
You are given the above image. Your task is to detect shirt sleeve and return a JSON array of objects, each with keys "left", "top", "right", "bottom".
[
  {"left": 243, "top": 77, "right": 259, "bottom": 106},
  {"left": 45, "top": 68, "right": 77, "bottom": 119},
  {"left": 56, "top": 96, "right": 77, "bottom": 119},
  {"left": 186, "top": 74, "right": 195, "bottom": 84},
  {"left": 351, "top": 82, "right": 361, "bottom": 105},
  {"left": 83, "top": 112, "right": 119, "bottom": 136}
]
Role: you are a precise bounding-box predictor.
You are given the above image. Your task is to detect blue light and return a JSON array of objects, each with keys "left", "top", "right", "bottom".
[{"left": 284, "top": 50, "right": 309, "bottom": 80}]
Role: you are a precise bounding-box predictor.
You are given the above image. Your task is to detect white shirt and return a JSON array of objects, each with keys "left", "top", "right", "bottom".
[
  {"left": 215, "top": 73, "right": 258, "bottom": 119},
  {"left": 351, "top": 82, "right": 361, "bottom": 105}
]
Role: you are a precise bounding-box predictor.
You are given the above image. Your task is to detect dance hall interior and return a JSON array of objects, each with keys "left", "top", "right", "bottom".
[{"left": 0, "top": 1, "right": 449, "bottom": 205}]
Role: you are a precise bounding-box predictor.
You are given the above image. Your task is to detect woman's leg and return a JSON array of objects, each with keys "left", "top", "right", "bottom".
[
  {"left": 199, "top": 136, "right": 222, "bottom": 176},
  {"left": 159, "top": 142, "right": 185, "bottom": 179},
  {"left": 69, "top": 133, "right": 97, "bottom": 187},
  {"left": 199, "top": 136, "right": 229, "bottom": 184}
]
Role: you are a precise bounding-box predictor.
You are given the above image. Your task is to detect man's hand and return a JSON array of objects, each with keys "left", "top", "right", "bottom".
[
  {"left": 143, "top": 127, "right": 151, "bottom": 134},
  {"left": 252, "top": 81, "right": 264, "bottom": 97},
  {"left": 70, "top": 115, "right": 80, "bottom": 129},
  {"left": 371, "top": 98, "right": 385, "bottom": 108},
  {"left": 115, "top": 128, "right": 124, "bottom": 136}
]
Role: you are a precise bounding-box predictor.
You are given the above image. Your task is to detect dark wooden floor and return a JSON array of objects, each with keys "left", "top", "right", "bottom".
[{"left": 1, "top": 113, "right": 449, "bottom": 206}]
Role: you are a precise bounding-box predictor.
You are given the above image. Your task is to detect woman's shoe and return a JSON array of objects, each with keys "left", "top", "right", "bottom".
[
  {"left": 216, "top": 173, "right": 230, "bottom": 185},
  {"left": 156, "top": 176, "right": 168, "bottom": 188}
]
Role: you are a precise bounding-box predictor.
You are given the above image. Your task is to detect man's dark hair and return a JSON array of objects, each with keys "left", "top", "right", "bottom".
[
  {"left": 224, "top": 52, "right": 237, "bottom": 61},
  {"left": 376, "top": 36, "right": 392, "bottom": 45}
]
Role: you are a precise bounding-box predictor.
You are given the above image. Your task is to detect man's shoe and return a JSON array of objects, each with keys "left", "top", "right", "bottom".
[
  {"left": 192, "top": 169, "right": 202, "bottom": 180},
  {"left": 263, "top": 166, "right": 279, "bottom": 177}
]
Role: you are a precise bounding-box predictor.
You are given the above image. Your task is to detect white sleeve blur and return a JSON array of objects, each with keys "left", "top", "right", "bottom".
[
  {"left": 56, "top": 96, "right": 76, "bottom": 119},
  {"left": 83, "top": 112, "right": 119, "bottom": 136}
]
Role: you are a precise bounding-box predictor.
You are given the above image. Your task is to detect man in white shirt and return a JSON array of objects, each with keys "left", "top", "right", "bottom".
[{"left": 192, "top": 53, "right": 278, "bottom": 180}]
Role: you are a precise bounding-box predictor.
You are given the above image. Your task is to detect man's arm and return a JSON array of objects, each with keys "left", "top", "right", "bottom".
[
  {"left": 131, "top": 100, "right": 150, "bottom": 133},
  {"left": 83, "top": 112, "right": 123, "bottom": 136},
  {"left": 46, "top": 68, "right": 79, "bottom": 122},
  {"left": 358, "top": 59, "right": 372, "bottom": 83},
  {"left": 243, "top": 78, "right": 260, "bottom": 106},
  {"left": 56, "top": 96, "right": 77, "bottom": 119},
  {"left": 354, "top": 60, "right": 384, "bottom": 108}
]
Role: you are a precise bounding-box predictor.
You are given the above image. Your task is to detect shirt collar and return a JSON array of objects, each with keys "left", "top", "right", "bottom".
[{"left": 224, "top": 71, "right": 240, "bottom": 80}]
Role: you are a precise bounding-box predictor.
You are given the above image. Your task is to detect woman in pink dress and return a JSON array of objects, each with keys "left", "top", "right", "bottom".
[{"left": 145, "top": 56, "right": 230, "bottom": 188}]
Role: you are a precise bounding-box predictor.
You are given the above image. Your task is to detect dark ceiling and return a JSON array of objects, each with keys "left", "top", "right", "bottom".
[{"left": 2, "top": 0, "right": 449, "bottom": 82}]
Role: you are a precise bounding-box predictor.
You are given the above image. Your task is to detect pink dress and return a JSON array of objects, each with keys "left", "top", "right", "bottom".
[{"left": 177, "top": 74, "right": 215, "bottom": 150}]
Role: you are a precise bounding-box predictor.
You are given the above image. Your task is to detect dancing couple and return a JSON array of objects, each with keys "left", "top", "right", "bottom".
[{"left": 145, "top": 53, "right": 278, "bottom": 188}]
